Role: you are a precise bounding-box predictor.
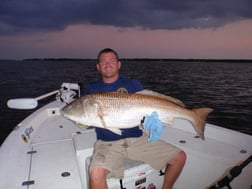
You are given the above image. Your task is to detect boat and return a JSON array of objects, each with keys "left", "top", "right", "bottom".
[{"left": 0, "top": 83, "right": 251, "bottom": 189}]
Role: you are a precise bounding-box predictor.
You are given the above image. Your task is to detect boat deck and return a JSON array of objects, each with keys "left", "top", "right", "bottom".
[{"left": 0, "top": 100, "right": 251, "bottom": 189}]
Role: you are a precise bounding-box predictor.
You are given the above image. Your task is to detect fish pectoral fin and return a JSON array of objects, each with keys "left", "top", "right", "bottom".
[
  {"left": 97, "top": 107, "right": 108, "bottom": 128},
  {"left": 97, "top": 111, "right": 122, "bottom": 135},
  {"left": 107, "top": 128, "right": 122, "bottom": 135},
  {"left": 97, "top": 110, "right": 122, "bottom": 135},
  {"left": 163, "top": 117, "right": 174, "bottom": 126}
]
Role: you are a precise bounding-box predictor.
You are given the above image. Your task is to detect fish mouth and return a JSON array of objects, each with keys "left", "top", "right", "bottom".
[
  {"left": 60, "top": 107, "right": 78, "bottom": 123},
  {"left": 61, "top": 104, "right": 76, "bottom": 118},
  {"left": 60, "top": 106, "right": 69, "bottom": 118},
  {"left": 62, "top": 101, "right": 84, "bottom": 116},
  {"left": 60, "top": 101, "right": 86, "bottom": 125},
  {"left": 61, "top": 104, "right": 70, "bottom": 115}
]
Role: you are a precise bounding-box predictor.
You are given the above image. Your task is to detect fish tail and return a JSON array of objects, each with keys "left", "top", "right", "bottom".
[{"left": 192, "top": 107, "right": 214, "bottom": 140}]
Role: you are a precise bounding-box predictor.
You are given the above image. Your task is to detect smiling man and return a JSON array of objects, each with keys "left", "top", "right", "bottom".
[{"left": 85, "top": 48, "right": 186, "bottom": 189}]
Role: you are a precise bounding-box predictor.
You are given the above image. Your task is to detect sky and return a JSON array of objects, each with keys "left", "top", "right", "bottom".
[{"left": 0, "top": 0, "right": 252, "bottom": 60}]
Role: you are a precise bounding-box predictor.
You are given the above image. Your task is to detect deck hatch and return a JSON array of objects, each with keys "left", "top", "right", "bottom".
[{"left": 30, "top": 140, "right": 82, "bottom": 188}]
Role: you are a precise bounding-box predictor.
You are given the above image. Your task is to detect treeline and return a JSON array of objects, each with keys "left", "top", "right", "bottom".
[{"left": 23, "top": 58, "right": 252, "bottom": 63}]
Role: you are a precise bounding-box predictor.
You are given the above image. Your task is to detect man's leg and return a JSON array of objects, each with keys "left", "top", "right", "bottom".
[
  {"left": 162, "top": 151, "right": 186, "bottom": 189},
  {"left": 89, "top": 140, "right": 128, "bottom": 189},
  {"left": 89, "top": 167, "right": 109, "bottom": 189}
]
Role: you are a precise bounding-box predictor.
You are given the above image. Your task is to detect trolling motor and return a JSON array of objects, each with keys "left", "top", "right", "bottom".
[{"left": 7, "top": 83, "right": 80, "bottom": 109}]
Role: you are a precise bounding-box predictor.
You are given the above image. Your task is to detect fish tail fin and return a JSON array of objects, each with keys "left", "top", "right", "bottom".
[{"left": 192, "top": 107, "right": 214, "bottom": 140}]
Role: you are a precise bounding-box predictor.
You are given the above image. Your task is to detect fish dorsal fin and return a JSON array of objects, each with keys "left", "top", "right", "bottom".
[{"left": 136, "top": 89, "right": 185, "bottom": 107}]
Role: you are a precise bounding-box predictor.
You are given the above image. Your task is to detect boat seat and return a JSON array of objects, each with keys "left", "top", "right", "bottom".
[{"left": 73, "top": 129, "right": 163, "bottom": 188}]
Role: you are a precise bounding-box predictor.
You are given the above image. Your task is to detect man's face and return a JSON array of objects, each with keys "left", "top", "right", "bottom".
[{"left": 97, "top": 52, "right": 121, "bottom": 81}]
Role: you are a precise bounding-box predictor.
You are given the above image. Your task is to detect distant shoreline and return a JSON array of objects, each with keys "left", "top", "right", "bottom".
[{"left": 0, "top": 58, "right": 252, "bottom": 63}]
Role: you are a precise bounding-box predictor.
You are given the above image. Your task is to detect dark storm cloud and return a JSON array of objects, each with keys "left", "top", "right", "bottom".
[{"left": 0, "top": 0, "right": 251, "bottom": 35}]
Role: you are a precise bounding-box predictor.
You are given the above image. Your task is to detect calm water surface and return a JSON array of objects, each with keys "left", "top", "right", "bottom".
[{"left": 0, "top": 60, "right": 251, "bottom": 144}]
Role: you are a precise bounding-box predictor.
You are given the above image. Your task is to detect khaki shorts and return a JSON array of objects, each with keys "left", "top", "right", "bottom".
[{"left": 89, "top": 133, "right": 181, "bottom": 178}]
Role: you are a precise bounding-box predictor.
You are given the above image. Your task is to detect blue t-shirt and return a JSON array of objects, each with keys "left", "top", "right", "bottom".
[{"left": 85, "top": 76, "right": 144, "bottom": 141}]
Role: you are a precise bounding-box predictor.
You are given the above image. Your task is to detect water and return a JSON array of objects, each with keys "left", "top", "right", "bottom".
[{"left": 0, "top": 59, "right": 251, "bottom": 144}]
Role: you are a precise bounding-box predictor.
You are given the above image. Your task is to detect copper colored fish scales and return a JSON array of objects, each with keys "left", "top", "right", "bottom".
[{"left": 62, "top": 89, "right": 213, "bottom": 139}]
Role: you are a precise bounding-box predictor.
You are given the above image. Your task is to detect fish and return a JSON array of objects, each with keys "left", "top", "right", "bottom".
[{"left": 61, "top": 89, "right": 213, "bottom": 139}]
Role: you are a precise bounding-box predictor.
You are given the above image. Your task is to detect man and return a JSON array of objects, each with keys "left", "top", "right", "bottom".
[{"left": 85, "top": 48, "right": 186, "bottom": 189}]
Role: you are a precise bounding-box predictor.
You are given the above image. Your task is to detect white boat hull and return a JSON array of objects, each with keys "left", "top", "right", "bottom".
[{"left": 0, "top": 100, "right": 251, "bottom": 189}]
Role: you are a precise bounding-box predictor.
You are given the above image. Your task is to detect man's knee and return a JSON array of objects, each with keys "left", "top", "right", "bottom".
[
  {"left": 169, "top": 150, "right": 186, "bottom": 166},
  {"left": 89, "top": 167, "right": 109, "bottom": 180},
  {"left": 177, "top": 151, "right": 186, "bottom": 167},
  {"left": 178, "top": 151, "right": 186, "bottom": 165},
  {"left": 89, "top": 167, "right": 109, "bottom": 189}
]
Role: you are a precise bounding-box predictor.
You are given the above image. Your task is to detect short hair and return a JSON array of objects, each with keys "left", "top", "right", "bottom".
[{"left": 97, "top": 48, "right": 119, "bottom": 62}]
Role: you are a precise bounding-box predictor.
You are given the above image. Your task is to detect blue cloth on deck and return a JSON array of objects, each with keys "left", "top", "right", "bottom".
[{"left": 143, "top": 111, "right": 164, "bottom": 142}]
